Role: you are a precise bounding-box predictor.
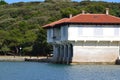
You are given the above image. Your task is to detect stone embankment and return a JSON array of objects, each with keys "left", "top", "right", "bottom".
[
  {"left": 0, "top": 56, "right": 120, "bottom": 65},
  {"left": 0, "top": 56, "right": 50, "bottom": 62}
]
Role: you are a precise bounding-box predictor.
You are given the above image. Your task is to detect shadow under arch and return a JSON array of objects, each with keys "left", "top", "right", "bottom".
[{"left": 69, "top": 44, "right": 73, "bottom": 63}]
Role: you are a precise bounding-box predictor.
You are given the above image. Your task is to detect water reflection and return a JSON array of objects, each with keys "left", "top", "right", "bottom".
[
  {"left": 0, "top": 62, "right": 120, "bottom": 80},
  {"left": 66, "top": 65, "right": 120, "bottom": 80}
]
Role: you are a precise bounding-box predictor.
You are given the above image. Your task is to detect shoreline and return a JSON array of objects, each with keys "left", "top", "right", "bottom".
[
  {"left": 0, "top": 56, "right": 120, "bottom": 65},
  {"left": 0, "top": 56, "right": 49, "bottom": 62}
]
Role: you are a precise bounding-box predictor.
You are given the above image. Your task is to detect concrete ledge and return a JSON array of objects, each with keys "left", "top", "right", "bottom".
[
  {"left": 0, "top": 56, "right": 51, "bottom": 62},
  {"left": 70, "top": 62, "right": 116, "bottom": 65},
  {"left": 25, "top": 58, "right": 51, "bottom": 63},
  {"left": 0, "top": 56, "right": 25, "bottom": 62}
]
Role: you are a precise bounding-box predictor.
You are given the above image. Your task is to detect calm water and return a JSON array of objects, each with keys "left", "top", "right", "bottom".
[{"left": 0, "top": 62, "right": 120, "bottom": 80}]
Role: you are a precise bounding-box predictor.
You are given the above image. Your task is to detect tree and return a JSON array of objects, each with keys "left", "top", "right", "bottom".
[
  {"left": 0, "top": 30, "right": 10, "bottom": 55},
  {"left": 61, "top": 7, "right": 79, "bottom": 18},
  {"left": 0, "top": 0, "right": 7, "bottom": 5},
  {"left": 82, "top": 0, "right": 91, "bottom": 1},
  {"left": 1, "top": 45, "right": 10, "bottom": 55},
  {"left": 45, "top": 0, "right": 71, "bottom": 2},
  {"left": 7, "top": 29, "right": 24, "bottom": 55},
  {"left": 85, "top": 4, "right": 105, "bottom": 13},
  {"left": 32, "top": 28, "right": 52, "bottom": 56}
]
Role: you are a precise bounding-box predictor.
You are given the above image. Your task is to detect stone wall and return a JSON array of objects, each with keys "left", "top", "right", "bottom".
[{"left": 72, "top": 41, "right": 120, "bottom": 64}]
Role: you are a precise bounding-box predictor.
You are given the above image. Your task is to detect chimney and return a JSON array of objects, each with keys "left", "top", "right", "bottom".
[
  {"left": 82, "top": 10, "right": 85, "bottom": 14},
  {"left": 69, "top": 14, "right": 72, "bottom": 18},
  {"left": 106, "top": 8, "right": 109, "bottom": 15}
]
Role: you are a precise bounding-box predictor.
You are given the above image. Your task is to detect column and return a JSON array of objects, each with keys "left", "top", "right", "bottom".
[
  {"left": 63, "top": 44, "right": 68, "bottom": 63},
  {"left": 52, "top": 45, "right": 55, "bottom": 61},
  {"left": 56, "top": 45, "right": 60, "bottom": 63},
  {"left": 69, "top": 44, "right": 73, "bottom": 63},
  {"left": 67, "top": 44, "right": 71, "bottom": 64},
  {"left": 58, "top": 45, "right": 62, "bottom": 63},
  {"left": 59, "top": 45, "right": 64, "bottom": 63},
  {"left": 63, "top": 45, "right": 66, "bottom": 63}
]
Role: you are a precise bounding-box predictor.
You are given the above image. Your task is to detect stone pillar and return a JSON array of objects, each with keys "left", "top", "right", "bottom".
[
  {"left": 67, "top": 44, "right": 73, "bottom": 64},
  {"left": 63, "top": 44, "right": 68, "bottom": 63},
  {"left": 67, "top": 44, "right": 70, "bottom": 64},
  {"left": 53, "top": 44, "right": 65, "bottom": 63},
  {"left": 58, "top": 45, "right": 61, "bottom": 62},
  {"left": 57, "top": 45, "right": 60, "bottom": 63},
  {"left": 63, "top": 45, "right": 66, "bottom": 63},
  {"left": 61, "top": 45, "right": 64, "bottom": 63},
  {"left": 65, "top": 43, "right": 70, "bottom": 63},
  {"left": 69, "top": 44, "right": 73, "bottom": 63},
  {"left": 58, "top": 45, "right": 64, "bottom": 63},
  {"left": 52, "top": 45, "right": 56, "bottom": 62}
]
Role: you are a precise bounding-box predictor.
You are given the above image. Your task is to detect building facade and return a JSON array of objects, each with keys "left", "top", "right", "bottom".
[{"left": 43, "top": 9, "right": 120, "bottom": 64}]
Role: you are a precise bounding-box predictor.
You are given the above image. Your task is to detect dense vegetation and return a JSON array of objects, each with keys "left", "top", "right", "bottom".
[{"left": 0, "top": 0, "right": 120, "bottom": 56}]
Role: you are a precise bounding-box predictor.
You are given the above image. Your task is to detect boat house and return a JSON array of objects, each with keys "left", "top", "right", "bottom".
[{"left": 43, "top": 8, "right": 120, "bottom": 64}]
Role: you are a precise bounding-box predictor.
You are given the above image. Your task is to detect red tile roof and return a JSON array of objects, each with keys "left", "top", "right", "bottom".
[
  {"left": 43, "top": 18, "right": 68, "bottom": 28},
  {"left": 67, "top": 14, "right": 120, "bottom": 23},
  {"left": 43, "top": 14, "right": 120, "bottom": 28}
]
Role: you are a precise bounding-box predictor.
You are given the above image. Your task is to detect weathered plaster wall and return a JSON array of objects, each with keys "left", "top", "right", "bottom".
[
  {"left": 68, "top": 25, "right": 120, "bottom": 41},
  {"left": 61, "top": 25, "right": 68, "bottom": 40},
  {"left": 47, "top": 29, "right": 53, "bottom": 42},
  {"left": 72, "top": 41, "right": 119, "bottom": 63},
  {"left": 47, "top": 25, "right": 68, "bottom": 43}
]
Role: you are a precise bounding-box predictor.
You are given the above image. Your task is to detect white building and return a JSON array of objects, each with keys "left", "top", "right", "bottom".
[{"left": 43, "top": 9, "right": 120, "bottom": 64}]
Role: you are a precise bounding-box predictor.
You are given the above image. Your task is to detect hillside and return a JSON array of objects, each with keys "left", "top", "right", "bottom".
[{"left": 0, "top": 1, "right": 120, "bottom": 56}]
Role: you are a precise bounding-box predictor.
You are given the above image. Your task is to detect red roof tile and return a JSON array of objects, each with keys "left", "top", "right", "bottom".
[
  {"left": 43, "top": 18, "right": 68, "bottom": 28},
  {"left": 43, "top": 14, "right": 120, "bottom": 28},
  {"left": 67, "top": 14, "right": 120, "bottom": 24}
]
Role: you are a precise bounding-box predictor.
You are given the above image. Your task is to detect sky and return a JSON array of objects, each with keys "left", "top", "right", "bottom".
[{"left": 4, "top": 0, "right": 120, "bottom": 4}]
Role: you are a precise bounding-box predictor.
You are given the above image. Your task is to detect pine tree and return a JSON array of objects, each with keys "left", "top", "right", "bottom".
[
  {"left": 81, "top": 0, "right": 91, "bottom": 1},
  {"left": 45, "top": 0, "right": 71, "bottom": 2}
]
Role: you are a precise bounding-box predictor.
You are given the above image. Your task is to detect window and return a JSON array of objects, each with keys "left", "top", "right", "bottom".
[
  {"left": 53, "top": 27, "right": 61, "bottom": 40},
  {"left": 78, "top": 27, "right": 83, "bottom": 36},
  {"left": 103, "top": 28, "right": 114, "bottom": 36},
  {"left": 62, "top": 27, "right": 66, "bottom": 37},
  {"left": 47, "top": 29, "right": 51, "bottom": 39},
  {"left": 83, "top": 27, "right": 94, "bottom": 36},
  {"left": 94, "top": 27, "right": 103, "bottom": 36},
  {"left": 114, "top": 28, "right": 119, "bottom": 36}
]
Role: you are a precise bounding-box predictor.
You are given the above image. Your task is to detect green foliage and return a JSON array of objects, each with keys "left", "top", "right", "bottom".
[
  {"left": 22, "top": 46, "right": 32, "bottom": 55},
  {"left": 45, "top": 0, "right": 71, "bottom": 3},
  {"left": 0, "top": 30, "right": 9, "bottom": 47},
  {"left": 32, "top": 28, "right": 52, "bottom": 56},
  {"left": 0, "top": 0, "right": 7, "bottom": 5},
  {"left": 0, "top": 18, "right": 16, "bottom": 30},
  {"left": 85, "top": 4, "right": 105, "bottom": 13},
  {"left": 24, "top": 30, "right": 37, "bottom": 43},
  {"left": 61, "top": 7, "right": 79, "bottom": 17},
  {"left": 1, "top": 45, "right": 10, "bottom": 51}
]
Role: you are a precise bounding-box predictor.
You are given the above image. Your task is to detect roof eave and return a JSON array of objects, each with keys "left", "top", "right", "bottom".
[
  {"left": 67, "top": 22, "right": 120, "bottom": 25},
  {"left": 43, "top": 22, "right": 120, "bottom": 29}
]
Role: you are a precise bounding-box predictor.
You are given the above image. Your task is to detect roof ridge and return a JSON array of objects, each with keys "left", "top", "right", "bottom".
[
  {"left": 73, "top": 13, "right": 106, "bottom": 15},
  {"left": 67, "top": 13, "right": 108, "bottom": 21},
  {"left": 107, "top": 14, "right": 120, "bottom": 20}
]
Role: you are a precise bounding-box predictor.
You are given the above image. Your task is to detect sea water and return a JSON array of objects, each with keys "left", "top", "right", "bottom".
[{"left": 0, "top": 62, "right": 120, "bottom": 80}]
